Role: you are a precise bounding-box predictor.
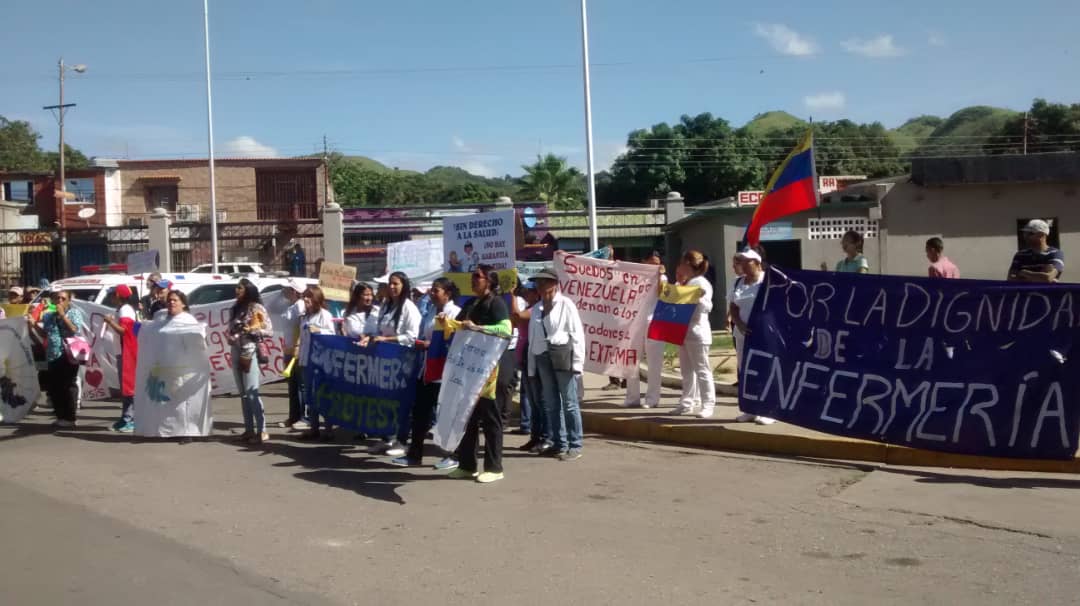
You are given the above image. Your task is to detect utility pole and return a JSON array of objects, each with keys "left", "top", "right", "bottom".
[
  {"left": 1023, "top": 111, "right": 1029, "bottom": 155},
  {"left": 203, "top": 0, "right": 219, "bottom": 272},
  {"left": 323, "top": 134, "right": 330, "bottom": 208},
  {"left": 579, "top": 0, "right": 599, "bottom": 252},
  {"left": 44, "top": 57, "right": 86, "bottom": 277}
]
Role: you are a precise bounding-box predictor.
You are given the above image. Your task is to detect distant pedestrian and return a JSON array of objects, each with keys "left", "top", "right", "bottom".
[
  {"left": 1008, "top": 219, "right": 1063, "bottom": 283},
  {"left": 286, "top": 243, "right": 307, "bottom": 277},
  {"left": 925, "top": 237, "right": 960, "bottom": 279},
  {"left": 832, "top": 230, "right": 869, "bottom": 274}
]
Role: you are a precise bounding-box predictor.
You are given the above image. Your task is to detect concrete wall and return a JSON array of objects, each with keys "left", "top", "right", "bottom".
[
  {"left": 119, "top": 165, "right": 258, "bottom": 222},
  {"left": 880, "top": 181, "right": 1079, "bottom": 282}
]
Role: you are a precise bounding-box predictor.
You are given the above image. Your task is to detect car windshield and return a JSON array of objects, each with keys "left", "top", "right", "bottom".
[{"left": 187, "top": 283, "right": 241, "bottom": 305}]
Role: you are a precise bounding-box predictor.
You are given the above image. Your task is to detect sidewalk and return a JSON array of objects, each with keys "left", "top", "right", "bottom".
[{"left": 578, "top": 372, "right": 1080, "bottom": 474}]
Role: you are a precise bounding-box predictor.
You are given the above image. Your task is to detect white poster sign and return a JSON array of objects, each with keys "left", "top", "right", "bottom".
[
  {"left": 515, "top": 260, "right": 553, "bottom": 283},
  {"left": 71, "top": 301, "right": 121, "bottom": 401},
  {"left": 388, "top": 238, "right": 444, "bottom": 283},
  {"left": 554, "top": 251, "right": 661, "bottom": 378},
  {"left": 432, "top": 328, "right": 509, "bottom": 453},
  {"left": 133, "top": 313, "right": 213, "bottom": 437},
  {"left": 126, "top": 250, "right": 160, "bottom": 274},
  {"left": 0, "top": 318, "right": 40, "bottom": 424},
  {"left": 442, "top": 209, "right": 515, "bottom": 273}
]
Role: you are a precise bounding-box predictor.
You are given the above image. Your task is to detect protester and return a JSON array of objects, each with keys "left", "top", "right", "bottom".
[
  {"left": 448, "top": 266, "right": 513, "bottom": 481},
  {"left": 511, "top": 280, "right": 549, "bottom": 451},
  {"left": 624, "top": 251, "right": 667, "bottom": 409},
  {"left": 24, "top": 286, "right": 41, "bottom": 304},
  {"left": 35, "top": 290, "right": 86, "bottom": 429},
  {"left": 226, "top": 278, "right": 273, "bottom": 445},
  {"left": 134, "top": 290, "right": 212, "bottom": 441},
  {"left": 392, "top": 277, "right": 461, "bottom": 467},
  {"left": 728, "top": 250, "right": 775, "bottom": 425},
  {"left": 139, "top": 272, "right": 163, "bottom": 319},
  {"left": 926, "top": 237, "right": 960, "bottom": 279},
  {"left": 674, "top": 250, "right": 716, "bottom": 418},
  {"left": 1008, "top": 219, "right": 1064, "bottom": 282},
  {"left": 278, "top": 280, "right": 308, "bottom": 430},
  {"left": 103, "top": 285, "right": 139, "bottom": 433},
  {"left": 297, "top": 286, "right": 337, "bottom": 441},
  {"left": 498, "top": 284, "right": 526, "bottom": 427},
  {"left": 144, "top": 279, "right": 171, "bottom": 319},
  {"left": 832, "top": 230, "right": 869, "bottom": 274},
  {"left": 7, "top": 286, "right": 23, "bottom": 305},
  {"left": 363, "top": 271, "right": 420, "bottom": 455},
  {"left": 343, "top": 282, "right": 380, "bottom": 338},
  {"left": 528, "top": 267, "right": 586, "bottom": 461}
]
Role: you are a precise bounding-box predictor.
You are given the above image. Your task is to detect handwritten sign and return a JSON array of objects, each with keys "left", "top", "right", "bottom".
[
  {"left": 442, "top": 209, "right": 515, "bottom": 273},
  {"left": 740, "top": 267, "right": 1080, "bottom": 460},
  {"left": 304, "top": 335, "right": 419, "bottom": 436},
  {"left": 554, "top": 251, "right": 660, "bottom": 378},
  {"left": 387, "top": 238, "right": 443, "bottom": 280},
  {"left": 432, "top": 327, "right": 508, "bottom": 452},
  {"left": 318, "top": 262, "right": 356, "bottom": 302},
  {"left": 71, "top": 301, "right": 121, "bottom": 401}
]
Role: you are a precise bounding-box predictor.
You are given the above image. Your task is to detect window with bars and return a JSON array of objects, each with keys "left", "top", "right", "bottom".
[{"left": 808, "top": 217, "right": 879, "bottom": 240}]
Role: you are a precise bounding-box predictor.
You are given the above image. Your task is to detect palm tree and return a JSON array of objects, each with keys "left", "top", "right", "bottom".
[{"left": 517, "top": 154, "right": 584, "bottom": 210}]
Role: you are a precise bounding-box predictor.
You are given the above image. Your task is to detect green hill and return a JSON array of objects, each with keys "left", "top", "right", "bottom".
[
  {"left": 888, "top": 115, "right": 942, "bottom": 153},
  {"left": 917, "top": 106, "right": 1019, "bottom": 154},
  {"left": 743, "top": 111, "right": 807, "bottom": 136}
]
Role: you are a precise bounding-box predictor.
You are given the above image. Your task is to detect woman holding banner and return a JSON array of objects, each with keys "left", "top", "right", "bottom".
[
  {"left": 728, "top": 250, "right": 775, "bottom": 425},
  {"left": 363, "top": 271, "right": 420, "bottom": 455},
  {"left": 297, "top": 286, "right": 337, "bottom": 441},
  {"left": 343, "top": 282, "right": 380, "bottom": 339},
  {"left": 624, "top": 251, "right": 667, "bottom": 409},
  {"left": 449, "top": 266, "right": 513, "bottom": 482},
  {"left": 391, "top": 277, "right": 460, "bottom": 467},
  {"left": 226, "top": 279, "right": 274, "bottom": 445},
  {"left": 36, "top": 290, "right": 86, "bottom": 429},
  {"left": 674, "top": 250, "right": 716, "bottom": 419},
  {"left": 528, "top": 267, "right": 586, "bottom": 461}
]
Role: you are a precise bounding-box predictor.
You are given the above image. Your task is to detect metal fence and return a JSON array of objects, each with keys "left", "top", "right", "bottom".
[
  {"left": 0, "top": 225, "right": 149, "bottom": 289},
  {"left": 169, "top": 219, "right": 324, "bottom": 276}
]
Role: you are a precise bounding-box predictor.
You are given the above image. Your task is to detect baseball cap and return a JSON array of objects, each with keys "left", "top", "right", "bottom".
[
  {"left": 8, "top": 286, "right": 23, "bottom": 296},
  {"left": 285, "top": 278, "right": 306, "bottom": 293},
  {"left": 154, "top": 279, "right": 172, "bottom": 289},
  {"left": 735, "top": 249, "right": 763, "bottom": 263},
  {"left": 115, "top": 284, "right": 132, "bottom": 299},
  {"left": 522, "top": 280, "right": 537, "bottom": 290},
  {"left": 532, "top": 268, "right": 559, "bottom": 282},
  {"left": 1021, "top": 219, "right": 1051, "bottom": 235}
]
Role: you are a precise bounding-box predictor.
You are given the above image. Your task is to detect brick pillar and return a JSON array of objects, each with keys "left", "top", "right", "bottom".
[
  {"left": 148, "top": 207, "right": 172, "bottom": 272},
  {"left": 322, "top": 202, "right": 344, "bottom": 265}
]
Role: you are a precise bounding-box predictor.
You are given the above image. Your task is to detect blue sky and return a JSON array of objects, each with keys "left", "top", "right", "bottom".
[{"left": 5, "top": 0, "right": 1079, "bottom": 177}]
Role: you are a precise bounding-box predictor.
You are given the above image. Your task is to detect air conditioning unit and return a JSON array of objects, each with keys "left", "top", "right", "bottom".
[
  {"left": 216, "top": 210, "right": 227, "bottom": 223},
  {"left": 176, "top": 204, "right": 200, "bottom": 223},
  {"left": 127, "top": 217, "right": 145, "bottom": 227}
]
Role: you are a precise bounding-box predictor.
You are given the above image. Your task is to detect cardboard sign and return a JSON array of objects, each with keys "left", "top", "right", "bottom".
[{"left": 318, "top": 262, "right": 356, "bottom": 302}]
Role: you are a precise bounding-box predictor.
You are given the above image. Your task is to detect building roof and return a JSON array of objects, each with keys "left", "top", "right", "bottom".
[
  {"left": 912, "top": 152, "right": 1080, "bottom": 186},
  {"left": 102, "top": 157, "right": 325, "bottom": 169}
]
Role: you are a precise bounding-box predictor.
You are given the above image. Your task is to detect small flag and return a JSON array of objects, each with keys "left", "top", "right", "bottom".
[
  {"left": 744, "top": 129, "right": 817, "bottom": 248},
  {"left": 424, "top": 317, "right": 455, "bottom": 383},
  {"left": 648, "top": 283, "right": 705, "bottom": 346}
]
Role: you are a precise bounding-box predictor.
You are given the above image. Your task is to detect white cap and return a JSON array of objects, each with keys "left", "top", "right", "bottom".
[
  {"left": 1022, "top": 219, "right": 1051, "bottom": 235},
  {"left": 735, "top": 249, "right": 763, "bottom": 263},
  {"left": 285, "top": 279, "right": 306, "bottom": 293}
]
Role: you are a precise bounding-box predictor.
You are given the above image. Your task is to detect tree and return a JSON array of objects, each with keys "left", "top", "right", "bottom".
[
  {"left": 0, "top": 117, "right": 47, "bottom": 171},
  {"left": 991, "top": 98, "right": 1080, "bottom": 154},
  {"left": 518, "top": 154, "right": 584, "bottom": 210}
]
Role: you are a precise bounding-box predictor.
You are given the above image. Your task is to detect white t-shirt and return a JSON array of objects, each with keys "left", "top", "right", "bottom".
[
  {"left": 343, "top": 305, "right": 379, "bottom": 338},
  {"left": 281, "top": 299, "right": 306, "bottom": 350},
  {"left": 727, "top": 274, "right": 764, "bottom": 331},
  {"left": 299, "top": 308, "right": 335, "bottom": 366},
  {"left": 508, "top": 295, "right": 526, "bottom": 350}
]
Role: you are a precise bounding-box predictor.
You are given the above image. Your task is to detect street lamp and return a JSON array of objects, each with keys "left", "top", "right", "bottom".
[{"left": 43, "top": 58, "right": 87, "bottom": 277}]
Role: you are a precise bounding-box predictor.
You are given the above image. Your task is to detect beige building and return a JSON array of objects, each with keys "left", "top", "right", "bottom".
[
  {"left": 666, "top": 152, "right": 1080, "bottom": 325},
  {"left": 105, "top": 157, "right": 329, "bottom": 224}
]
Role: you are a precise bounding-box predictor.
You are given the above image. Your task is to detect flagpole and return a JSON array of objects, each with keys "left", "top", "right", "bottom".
[
  {"left": 579, "top": 0, "right": 599, "bottom": 252},
  {"left": 203, "top": 0, "right": 219, "bottom": 273}
]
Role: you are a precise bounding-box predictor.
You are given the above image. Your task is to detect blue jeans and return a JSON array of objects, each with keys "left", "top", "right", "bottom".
[
  {"left": 117, "top": 355, "right": 134, "bottom": 424},
  {"left": 232, "top": 344, "right": 265, "bottom": 433},
  {"left": 521, "top": 374, "right": 548, "bottom": 441},
  {"left": 534, "top": 353, "right": 582, "bottom": 451}
]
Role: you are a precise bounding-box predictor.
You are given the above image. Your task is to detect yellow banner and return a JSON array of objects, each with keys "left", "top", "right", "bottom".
[
  {"left": 445, "top": 269, "right": 518, "bottom": 297},
  {"left": 1, "top": 304, "right": 29, "bottom": 318}
]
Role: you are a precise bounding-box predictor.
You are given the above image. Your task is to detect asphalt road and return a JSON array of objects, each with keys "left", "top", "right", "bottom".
[{"left": 2, "top": 385, "right": 1080, "bottom": 605}]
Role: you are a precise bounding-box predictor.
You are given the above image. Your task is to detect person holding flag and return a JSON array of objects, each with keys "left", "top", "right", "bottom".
[
  {"left": 744, "top": 130, "right": 818, "bottom": 249},
  {"left": 672, "top": 251, "right": 716, "bottom": 418},
  {"left": 623, "top": 251, "right": 667, "bottom": 409}
]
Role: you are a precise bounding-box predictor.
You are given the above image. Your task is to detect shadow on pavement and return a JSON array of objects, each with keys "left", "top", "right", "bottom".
[{"left": 883, "top": 467, "right": 1080, "bottom": 490}]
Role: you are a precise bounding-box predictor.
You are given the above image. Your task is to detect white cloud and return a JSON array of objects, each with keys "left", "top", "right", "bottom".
[
  {"left": 451, "top": 135, "right": 471, "bottom": 152},
  {"left": 754, "top": 23, "right": 818, "bottom": 56},
  {"left": 221, "top": 136, "right": 279, "bottom": 158},
  {"left": 459, "top": 160, "right": 498, "bottom": 178},
  {"left": 927, "top": 31, "right": 946, "bottom": 47},
  {"left": 841, "top": 34, "right": 905, "bottom": 58},
  {"left": 803, "top": 92, "right": 846, "bottom": 112}
]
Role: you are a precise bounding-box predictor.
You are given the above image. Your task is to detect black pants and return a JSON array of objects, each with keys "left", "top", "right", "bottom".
[
  {"left": 495, "top": 349, "right": 517, "bottom": 425},
  {"left": 47, "top": 357, "right": 80, "bottom": 423},
  {"left": 406, "top": 381, "right": 440, "bottom": 462},
  {"left": 286, "top": 355, "right": 304, "bottom": 423},
  {"left": 458, "top": 397, "right": 503, "bottom": 474}
]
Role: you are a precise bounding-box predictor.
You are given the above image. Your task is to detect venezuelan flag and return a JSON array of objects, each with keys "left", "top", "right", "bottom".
[
  {"left": 648, "top": 283, "right": 705, "bottom": 346},
  {"left": 745, "top": 130, "right": 817, "bottom": 248},
  {"left": 424, "top": 317, "right": 455, "bottom": 383}
]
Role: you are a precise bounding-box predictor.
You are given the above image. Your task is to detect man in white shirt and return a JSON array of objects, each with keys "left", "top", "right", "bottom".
[{"left": 279, "top": 280, "right": 308, "bottom": 429}]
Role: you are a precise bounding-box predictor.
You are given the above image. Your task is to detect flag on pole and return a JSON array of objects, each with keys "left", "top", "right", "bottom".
[
  {"left": 647, "top": 283, "right": 705, "bottom": 346},
  {"left": 744, "top": 130, "right": 817, "bottom": 248}
]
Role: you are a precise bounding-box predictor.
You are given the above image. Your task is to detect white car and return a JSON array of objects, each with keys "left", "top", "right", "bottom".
[
  {"left": 35, "top": 272, "right": 227, "bottom": 306},
  {"left": 191, "top": 262, "right": 267, "bottom": 275},
  {"left": 186, "top": 276, "right": 319, "bottom": 306}
]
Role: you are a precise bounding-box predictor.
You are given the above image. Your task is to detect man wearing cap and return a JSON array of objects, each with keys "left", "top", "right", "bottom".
[
  {"left": 278, "top": 279, "right": 309, "bottom": 429},
  {"left": 1008, "top": 219, "right": 1064, "bottom": 283},
  {"left": 103, "top": 285, "right": 139, "bottom": 432},
  {"left": 139, "top": 273, "right": 163, "bottom": 320},
  {"left": 8, "top": 286, "right": 24, "bottom": 305}
]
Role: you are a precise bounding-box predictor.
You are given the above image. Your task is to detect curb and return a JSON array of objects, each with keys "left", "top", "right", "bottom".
[{"left": 581, "top": 411, "right": 1080, "bottom": 474}]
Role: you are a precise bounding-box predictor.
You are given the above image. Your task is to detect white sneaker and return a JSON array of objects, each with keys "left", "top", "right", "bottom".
[
  {"left": 735, "top": 413, "right": 756, "bottom": 423},
  {"left": 671, "top": 406, "right": 692, "bottom": 416},
  {"left": 640, "top": 402, "right": 655, "bottom": 409},
  {"left": 697, "top": 407, "right": 715, "bottom": 419},
  {"left": 754, "top": 416, "right": 777, "bottom": 425},
  {"left": 385, "top": 445, "right": 406, "bottom": 457},
  {"left": 292, "top": 420, "right": 311, "bottom": 431}
]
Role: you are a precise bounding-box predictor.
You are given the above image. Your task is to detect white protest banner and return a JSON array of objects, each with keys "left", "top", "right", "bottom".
[
  {"left": 126, "top": 249, "right": 160, "bottom": 274},
  {"left": 432, "top": 326, "right": 508, "bottom": 453},
  {"left": 388, "top": 238, "right": 443, "bottom": 283},
  {"left": 71, "top": 300, "right": 121, "bottom": 401},
  {"left": 442, "top": 209, "right": 515, "bottom": 273},
  {"left": 0, "top": 318, "right": 40, "bottom": 424},
  {"left": 554, "top": 251, "right": 660, "bottom": 378},
  {"left": 133, "top": 312, "right": 213, "bottom": 437}
]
